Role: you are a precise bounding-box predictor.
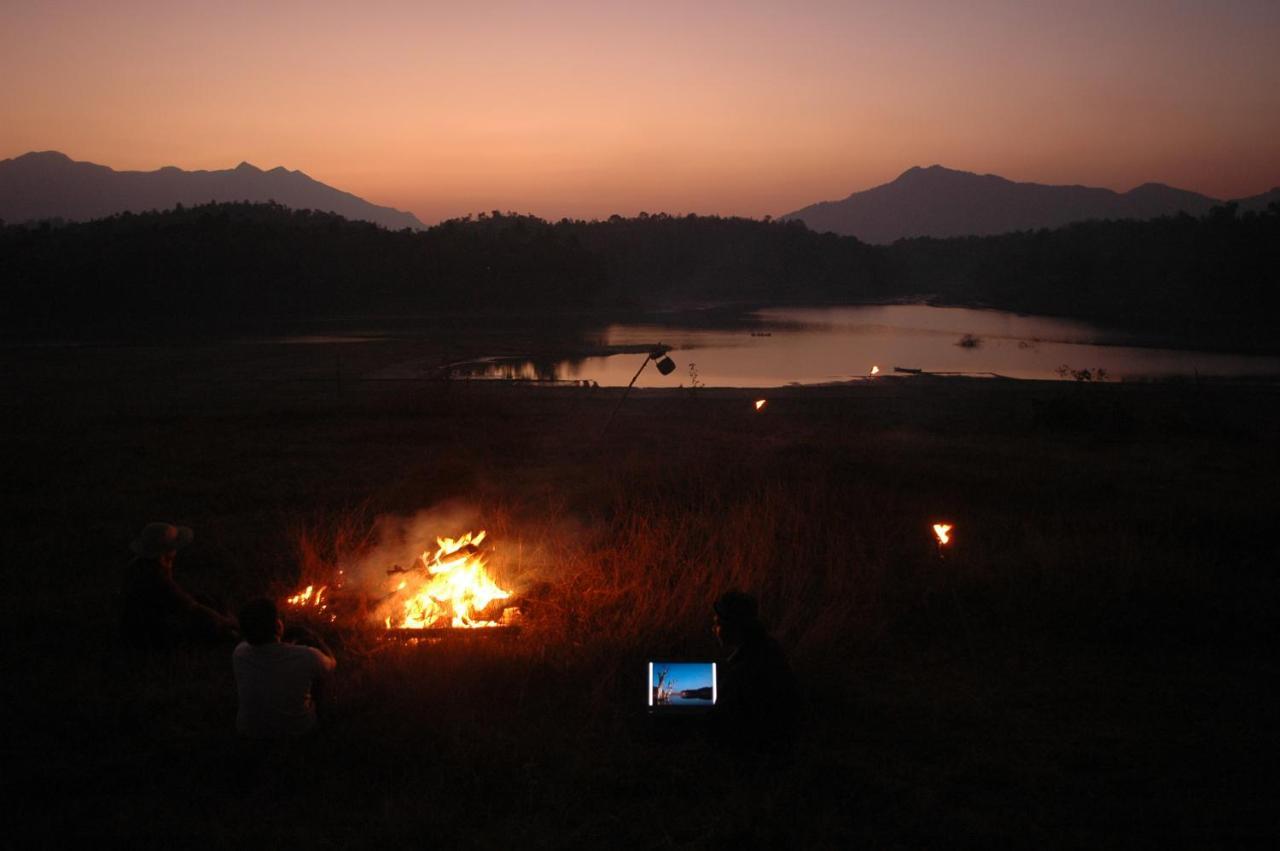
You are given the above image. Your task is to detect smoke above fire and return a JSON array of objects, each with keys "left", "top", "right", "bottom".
[{"left": 341, "top": 503, "right": 490, "bottom": 592}]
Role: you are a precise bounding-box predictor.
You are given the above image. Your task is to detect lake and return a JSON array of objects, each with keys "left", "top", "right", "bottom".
[{"left": 453, "top": 305, "right": 1280, "bottom": 387}]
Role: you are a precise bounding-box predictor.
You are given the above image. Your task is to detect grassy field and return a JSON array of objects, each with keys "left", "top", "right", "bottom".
[{"left": 2, "top": 338, "right": 1277, "bottom": 847}]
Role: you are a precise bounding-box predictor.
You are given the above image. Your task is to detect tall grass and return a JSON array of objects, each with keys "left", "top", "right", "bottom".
[{"left": 5, "top": 343, "right": 1277, "bottom": 844}]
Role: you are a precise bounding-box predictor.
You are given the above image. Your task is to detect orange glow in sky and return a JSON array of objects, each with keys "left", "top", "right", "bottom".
[{"left": 3, "top": 1, "right": 1278, "bottom": 223}]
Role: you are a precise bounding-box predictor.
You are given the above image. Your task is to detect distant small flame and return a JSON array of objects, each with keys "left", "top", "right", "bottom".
[
  {"left": 932, "top": 524, "right": 952, "bottom": 546},
  {"left": 754, "top": 399, "right": 767, "bottom": 411},
  {"left": 870, "top": 365, "right": 880, "bottom": 375}
]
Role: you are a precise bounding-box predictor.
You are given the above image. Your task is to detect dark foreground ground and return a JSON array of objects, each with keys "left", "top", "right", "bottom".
[{"left": 2, "top": 338, "right": 1277, "bottom": 848}]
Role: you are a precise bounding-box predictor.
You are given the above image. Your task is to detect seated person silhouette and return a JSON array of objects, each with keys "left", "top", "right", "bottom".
[
  {"left": 233, "top": 598, "right": 336, "bottom": 739},
  {"left": 118, "top": 522, "right": 237, "bottom": 648},
  {"left": 710, "top": 590, "right": 799, "bottom": 756}
]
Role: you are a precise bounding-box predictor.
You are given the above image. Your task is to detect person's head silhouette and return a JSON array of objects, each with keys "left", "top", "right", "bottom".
[{"left": 713, "top": 590, "right": 763, "bottom": 648}]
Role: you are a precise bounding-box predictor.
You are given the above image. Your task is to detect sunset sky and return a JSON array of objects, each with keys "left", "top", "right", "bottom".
[{"left": 3, "top": 0, "right": 1278, "bottom": 223}]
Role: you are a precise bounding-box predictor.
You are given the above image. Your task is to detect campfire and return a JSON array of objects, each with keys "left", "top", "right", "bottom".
[
  {"left": 286, "top": 529, "right": 520, "bottom": 636},
  {"left": 387, "top": 530, "right": 512, "bottom": 629}
]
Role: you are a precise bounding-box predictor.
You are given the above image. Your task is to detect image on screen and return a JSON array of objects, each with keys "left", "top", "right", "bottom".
[{"left": 648, "top": 661, "right": 717, "bottom": 707}]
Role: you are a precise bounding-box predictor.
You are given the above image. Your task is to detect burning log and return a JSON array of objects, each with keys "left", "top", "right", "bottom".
[
  {"left": 382, "top": 624, "right": 521, "bottom": 642},
  {"left": 387, "top": 541, "right": 482, "bottom": 575}
]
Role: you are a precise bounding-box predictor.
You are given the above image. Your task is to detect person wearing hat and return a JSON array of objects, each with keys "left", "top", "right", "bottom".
[
  {"left": 119, "top": 522, "right": 237, "bottom": 648},
  {"left": 710, "top": 590, "right": 799, "bottom": 756}
]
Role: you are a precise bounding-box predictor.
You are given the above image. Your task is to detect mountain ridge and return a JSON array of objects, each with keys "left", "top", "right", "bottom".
[
  {"left": 0, "top": 150, "right": 424, "bottom": 231},
  {"left": 782, "top": 165, "right": 1264, "bottom": 243}
]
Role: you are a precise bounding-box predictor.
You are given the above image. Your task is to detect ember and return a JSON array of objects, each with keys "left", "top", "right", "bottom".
[
  {"left": 754, "top": 399, "right": 767, "bottom": 411},
  {"left": 932, "top": 523, "right": 952, "bottom": 546}
]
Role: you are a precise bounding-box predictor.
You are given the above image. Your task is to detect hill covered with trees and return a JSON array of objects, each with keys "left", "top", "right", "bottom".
[
  {"left": 2, "top": 201, "right": 1276, "bottom": 350},
  {"left": 884, "top": 203, "right": 1280, "bottom": 351}
]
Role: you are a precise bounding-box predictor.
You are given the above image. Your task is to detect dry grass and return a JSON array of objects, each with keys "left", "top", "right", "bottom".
[{"left": 2, "top": 340, "right": 1278, "bottom": 845}]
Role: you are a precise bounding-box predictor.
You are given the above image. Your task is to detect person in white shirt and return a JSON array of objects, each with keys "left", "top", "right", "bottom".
[{"left": 233, "top": 598, "right": 336, "bottom": 739}]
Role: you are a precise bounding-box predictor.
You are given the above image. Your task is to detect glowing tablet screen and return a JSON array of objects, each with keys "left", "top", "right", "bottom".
[{"left": 648, "top": 661, "right": 717, "bottom": 708}]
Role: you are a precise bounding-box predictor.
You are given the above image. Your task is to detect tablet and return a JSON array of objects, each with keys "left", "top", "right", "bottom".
[{"left": 648, "top": 661, "right": 716, "bottom": 710}]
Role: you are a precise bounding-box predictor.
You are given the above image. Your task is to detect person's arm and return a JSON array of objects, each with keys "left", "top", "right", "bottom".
[
  {"left": 160, "top": 573, "right": 237, "bottom": 632},
  {"left": 310, "top": 643, "right": 337, "bottom": 675},
  {"left": 284, "top": 624, "right": 336, "bottom": 667}
]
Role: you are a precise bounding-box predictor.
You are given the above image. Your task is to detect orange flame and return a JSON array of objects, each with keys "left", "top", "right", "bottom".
[
  {"left": 287, "top": 530, "right": 515, "bottom": 630},
  {"left": 870, "top": 365, "right": 880, "bottom": 375},
  {"left": 285, "top": 583, "right": 335, "bottom": 621},
  {"left": 932, "top": 523, "right": 952, "bottom": 546},
  {"left": 287, "top": 584, "right": 327, "bottom": 608},
  {"left": 388, "top": 530, "right": 511, "bottom": 629},
  {"left": 754, "top": 399, "right": 767, "bottom": 411}
]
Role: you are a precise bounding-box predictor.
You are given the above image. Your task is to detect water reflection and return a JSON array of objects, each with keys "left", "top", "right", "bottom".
[
  {"left": 460, "top": 357, "right": 579, "bottom": 382},
  {"left": 454, "top": 305, "right": 1280, "bottom": 387}
]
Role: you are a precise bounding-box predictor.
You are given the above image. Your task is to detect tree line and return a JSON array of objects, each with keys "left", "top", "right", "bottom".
[{"left": 2, "top": 201, "right": 1276, "bottom": 349}]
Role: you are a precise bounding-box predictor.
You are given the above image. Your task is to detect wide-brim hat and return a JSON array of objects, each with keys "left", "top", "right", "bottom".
[{"left": 130, "top": 522, "right": 194, "bottom": 557}]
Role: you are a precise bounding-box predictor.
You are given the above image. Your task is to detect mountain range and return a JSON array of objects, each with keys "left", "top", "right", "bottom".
[
  {"left": 784, "top": 165, "right": 1279, "bottom": 243},
  {"left": 3, "top": 151, "right": 1278, "bottom": 242},
  {"left": 0, "top": 151, "right": 424, "bottom": 231}
]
